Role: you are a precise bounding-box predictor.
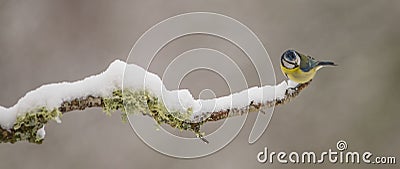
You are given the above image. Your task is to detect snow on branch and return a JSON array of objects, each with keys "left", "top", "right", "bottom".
[{"left": 0, "top": 60, "right": 310, "bottom": 144}]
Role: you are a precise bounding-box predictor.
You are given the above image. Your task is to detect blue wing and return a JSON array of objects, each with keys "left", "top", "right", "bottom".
[{"left": 300, "top": 55, "right": 319, "bottom": 72}]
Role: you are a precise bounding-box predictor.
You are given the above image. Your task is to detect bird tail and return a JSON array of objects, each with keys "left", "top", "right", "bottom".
[
  {"left": 316, "top": 61, "right": 337, "bottom": 70},
  {"left": 317, "top": 61, "right": 337, "bottom": 67}
]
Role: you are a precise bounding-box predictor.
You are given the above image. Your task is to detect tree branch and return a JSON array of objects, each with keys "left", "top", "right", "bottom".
[{"left": 0, "top": 60, "right": 310, "bottom": 144}]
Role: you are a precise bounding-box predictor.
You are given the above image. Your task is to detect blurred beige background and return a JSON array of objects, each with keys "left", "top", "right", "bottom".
[{"left": 0, "top": 0, "right": 399, "bottom": 169}]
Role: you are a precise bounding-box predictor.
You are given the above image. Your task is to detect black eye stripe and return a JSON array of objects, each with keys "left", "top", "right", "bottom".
[
  {"left": 284, "top": 55, "right": 294, "bottom": 61},
  {"left": 283, "top": 58, "right": 297, "bottom": 65}
]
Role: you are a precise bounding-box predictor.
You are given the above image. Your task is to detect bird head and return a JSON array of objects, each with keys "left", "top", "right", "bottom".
[{"left": 281, "top": 49, "right": 301, "bottom": 69}]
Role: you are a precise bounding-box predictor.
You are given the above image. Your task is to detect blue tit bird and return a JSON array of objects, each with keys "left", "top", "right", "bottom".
[{"left": 280, "top": 49, "right": 336, "bottom": 84}]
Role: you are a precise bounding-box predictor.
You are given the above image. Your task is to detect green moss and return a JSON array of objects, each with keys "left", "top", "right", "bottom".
[
  {"left": 103, "top": 90, "right": 125, "bottom": 116},
  {"left": 2, "top": 89, "right": 205, "bottom": 144},
  {"left": 0, "top": 107, "right": 62, "bottom": 144},
  {"left": 103, "top": 89, "right": 204, "bottom": 137}
]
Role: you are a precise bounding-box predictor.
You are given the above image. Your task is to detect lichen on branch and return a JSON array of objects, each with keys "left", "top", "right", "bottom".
[{"left": 0, "top": 107, "right": 62, "bottom": 144}]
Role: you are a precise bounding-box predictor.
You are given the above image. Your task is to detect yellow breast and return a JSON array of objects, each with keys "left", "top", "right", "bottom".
[{"left": 280, "top": 64, "right": 317, "bottom": 84}]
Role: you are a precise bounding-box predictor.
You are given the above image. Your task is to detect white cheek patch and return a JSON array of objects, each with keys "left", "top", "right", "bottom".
[{"left": 283, "top": 60, "right": 295, "bottom": 69}]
